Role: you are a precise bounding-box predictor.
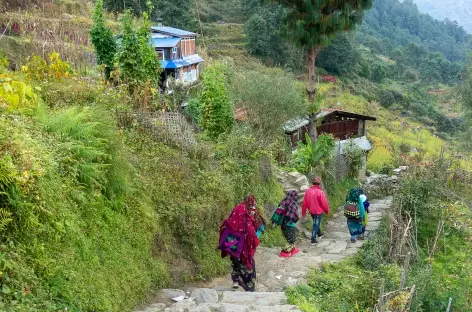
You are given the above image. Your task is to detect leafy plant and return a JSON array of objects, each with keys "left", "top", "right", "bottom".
[
  {"left": 200, "top": 62, "right": 234, "bottom": 139},
  {"left": 115, "top": 8, "right": 162, "bottom": 100},
  {"left": 343, "top": 140, "right": 365, "bottom": 178},
  {"left": 292, "top": 133, "right": 335, "bottom": 175},
  {"left": 21, "top": 53, "right": 71, "bottom": 81},
  {"left": 0, "top": 74, "right": 39, "bottom": 113},
  {"left": 91, "top": 0, "right": 117, "bottom": 79}
]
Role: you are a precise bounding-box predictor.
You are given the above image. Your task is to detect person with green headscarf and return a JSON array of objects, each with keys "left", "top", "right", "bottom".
[{"left": 343, "top": 188, "right": 366, "bottom": 243}]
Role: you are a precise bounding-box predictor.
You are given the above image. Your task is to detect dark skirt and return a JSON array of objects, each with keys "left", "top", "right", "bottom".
[
  {"left": 282, "top": 226, "right": 297, "bottom": 244},
  {"left": 230, "top": 257, "right": 256, "bottom": 292},
  {"left": 347, "top": 217, "right": 364, "bottom": 236}
]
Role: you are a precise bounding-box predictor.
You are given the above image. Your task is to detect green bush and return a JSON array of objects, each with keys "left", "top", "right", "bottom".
[
  {"left": 291, "top": 134, "right": 335, "bottom": 175},
  {"left": 200, "top": 62, "right": 234, "bottom": 139},
  {"left": 343, "top": 141, "right": 365, "bottom": 178},
  {"left": 230, "top": 68, "right": 306, "bottom": 136}
]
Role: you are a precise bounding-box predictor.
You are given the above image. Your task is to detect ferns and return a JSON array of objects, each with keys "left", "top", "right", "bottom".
[
  {"left": 40, "top": 107, "right": 113, "bottom": 190},
  {"left": 0, "top": 208, "right": 12, "bottom": 232}
]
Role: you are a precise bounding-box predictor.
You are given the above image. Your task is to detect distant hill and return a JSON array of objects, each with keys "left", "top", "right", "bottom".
[{"left": 412, "top": 0, "right": 472, "bottom": 33}]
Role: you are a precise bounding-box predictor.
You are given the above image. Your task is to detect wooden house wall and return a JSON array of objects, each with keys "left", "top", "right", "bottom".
[
  {"left": 181, "top": 38, "right": 196, "bottom": 57},
  {"left": 317, "top": 119, "right": 359, "bottom": 140}
]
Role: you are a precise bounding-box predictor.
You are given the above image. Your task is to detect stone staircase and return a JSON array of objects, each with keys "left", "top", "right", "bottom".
[{"left": 135, "top": 196, "right": 393, "bottom": 312}]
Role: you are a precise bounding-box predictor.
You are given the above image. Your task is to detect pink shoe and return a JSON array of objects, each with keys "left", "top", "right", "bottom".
[
  {"left": 290, "top": 248, "right": 300, "bottom": 256},
  {"left": 279, "top": 251, "right": 291, "bottom": 258}
]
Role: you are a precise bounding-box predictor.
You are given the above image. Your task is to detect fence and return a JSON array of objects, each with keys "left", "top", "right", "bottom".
[{"left": 116, "top": 110, "right": 197, "bottom": 151}]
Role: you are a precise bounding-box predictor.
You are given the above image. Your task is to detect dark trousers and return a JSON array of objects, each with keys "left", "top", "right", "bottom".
[{"left": 311, "top": 214, "right": 323, "bottom": 243}]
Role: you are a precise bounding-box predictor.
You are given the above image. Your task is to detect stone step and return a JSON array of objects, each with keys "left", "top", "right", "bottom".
[
  {"left": 188, "top": 303, "right": 302, "bottom": 312},
  {"left": 220, "top": 291, "right": 287, "bottom": 306}
]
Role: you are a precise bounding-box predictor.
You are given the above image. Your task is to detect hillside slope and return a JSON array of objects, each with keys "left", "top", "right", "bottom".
[{"left": 413, "top": 0, "right": 472, "bottom": 33}]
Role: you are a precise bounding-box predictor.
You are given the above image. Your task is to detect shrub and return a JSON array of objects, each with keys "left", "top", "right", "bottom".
[
  {"left": 291, "top": 134, "right": 335, "bottom": 175},
  {"left": 90, "top": 0, "right": 117, "bottom": 79},
  {"left": 115, "top": 9, "right": 161, "bottom": 93},
  {"left": 0, "top": 73, "right": 39, "bottom": 113},
  {"left": 230, "top": 68, "right": 306, "bottom": 136},
  {"left": 343, "top": 141, "right": 365, "bottom": 178},
  {"left": 200, "top": 62, "right": 234, "bottom": 139},
  {"left": 21, "top": 52, "right": 72, "bottom": 81}
]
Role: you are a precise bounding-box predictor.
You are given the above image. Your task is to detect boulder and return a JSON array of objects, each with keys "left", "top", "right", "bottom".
[
  {"left": 191, "top": 288, "right": 218, "bottom": 304},
  {"left": 294, "top": 175, "right": 308, "bottom": 187},
  {"left": 160, "top": 289, "right": 186, "bottom": 300}
]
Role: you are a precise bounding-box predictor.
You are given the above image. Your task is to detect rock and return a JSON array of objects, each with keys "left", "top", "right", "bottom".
[
  {"left": 321, "top": 253, "right": 344, "bottom": 262},
  {"left": 218, "top": 303, "right": 248, "bottom": 312},
  {"left": 221, "top": 291, "right": 287, "bottom": 306},
  {"left": 288, "top": 172, "right": 300, "bottom": 179},
  {"left": 143, "top": 303, "right": 166, "bottom": 312},
  {"left": 284, "top": 277, "right": 298, "bottom": 287},
  {"left": 324, "top": 231, "right": 348, "bottom": 240},
  {"left": 300, "top": 184, "right": 310, "bottom": 192},
  {"left": 289, "top": 271, "right": 306, "bottom": 278},
  {"left": 325, "top": 241, "right": 348, "bottom": 254},
  {"left": 164, "top": 299, "right": 196, "bottom": 312},
  {"left": 343, "top": 248, "right": 358, "bottom": 256},
  {"left": 161, "top": 289, "right": 186, "bottom": 300},
  {"left": 191, "top": 288, "right": 218, "bottom": 304},
  {"left": 315, "top": 240, "right": 331, "bottom": 248},
  {"left": 294, "top": 175, "right": 308, "bottom": 187},
  {"left": 190, "top": 306, "right": 212, "bottom": 312}
]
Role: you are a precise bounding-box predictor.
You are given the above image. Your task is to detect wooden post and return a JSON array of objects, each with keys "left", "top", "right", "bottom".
[
  {"left": 400, "top": 252, "right": 411, "bottom": 289},
  {"left": 377, "top": 278, "right": 385, "bottom": 312}
]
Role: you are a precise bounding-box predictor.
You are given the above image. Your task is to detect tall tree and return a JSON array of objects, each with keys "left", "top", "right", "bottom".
[
  {"left": 272, "top": 0, "right": 373, "bottom": 102},
  {"left": 152, "top": 0, "right": 197, "bottom": 30},
  {"left": 316, "top": 33, "right": 359, "bottom": 75},
  {"left": 90, "top": 0, "right": 117, "bottom": 79}
]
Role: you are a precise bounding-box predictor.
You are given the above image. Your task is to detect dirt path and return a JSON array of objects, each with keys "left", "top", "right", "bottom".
[{"left": 135, "top": 196, "right": 392, "bottom": 312}]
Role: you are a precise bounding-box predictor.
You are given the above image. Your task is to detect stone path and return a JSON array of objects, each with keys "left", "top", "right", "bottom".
[{"left": 135, "top": 196, "right": 392, "bottom": 312}]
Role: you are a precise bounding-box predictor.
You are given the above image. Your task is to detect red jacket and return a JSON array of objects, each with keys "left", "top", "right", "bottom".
[{"left": 302, "top": 185, "right": 330, "bottom": 216}]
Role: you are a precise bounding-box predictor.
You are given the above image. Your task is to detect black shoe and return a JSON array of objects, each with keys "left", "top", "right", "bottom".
[
  {"left": 317, "top": 233, "right": 324, "bottom": 238},
  {"left": 311, "top": 240, "right": 318, "bottom": 246}
]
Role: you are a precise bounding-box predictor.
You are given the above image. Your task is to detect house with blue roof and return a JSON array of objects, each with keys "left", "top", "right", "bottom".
[{"left": 151, "top": 19, "right": 204, "bottom": 86}]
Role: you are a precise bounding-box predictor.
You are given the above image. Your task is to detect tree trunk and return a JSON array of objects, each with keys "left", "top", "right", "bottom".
[
  {"left": 307, "top": 46, "right": 320, "bottom": 141},
  {"left": 307, "top": 46, "right": 320, "bottom": 102}
]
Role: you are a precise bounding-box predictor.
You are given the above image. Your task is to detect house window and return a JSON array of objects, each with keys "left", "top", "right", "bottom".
[
  {"left": 172, "top": 47, "right": 177, "bottom": 54},
  {"left": 156, "top": 49, "right": 164, "bottom": 60}
]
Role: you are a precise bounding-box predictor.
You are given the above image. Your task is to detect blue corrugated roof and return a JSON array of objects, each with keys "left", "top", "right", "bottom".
[
  {"left": 151, "top": 37, "right": 181, "bottom": 48},
  {"left": 161, "top": 59, "right": 187, "bottom": 69},
  {"left": 160, "top": 54, "right": 204, "bottom": 69},
  {"left": 151, "top": 26, "right": 196, "bottom": 37}
]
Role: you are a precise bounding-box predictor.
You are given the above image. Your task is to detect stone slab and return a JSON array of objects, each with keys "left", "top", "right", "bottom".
[
  {"left": 325, "top": 241, "right": 348, "bottom": 254},
  {"left": 221, "top": 292, "right": 287, "bottom": 306},
  {"left": 191, "top": 288, "right": 218, "bottom": 304}
]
